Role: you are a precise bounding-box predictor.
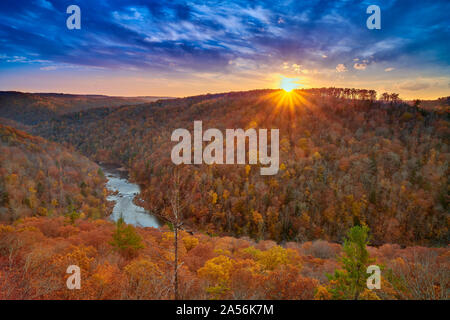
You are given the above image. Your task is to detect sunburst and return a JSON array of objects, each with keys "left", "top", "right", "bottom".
[{"left": 279, "top": 76, "right": 300, "bottom": 92}]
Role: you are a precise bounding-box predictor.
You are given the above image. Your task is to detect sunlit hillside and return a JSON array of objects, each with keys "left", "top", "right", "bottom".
[{"left": 23, "top": 88, "right": 450, "bottom": 246}]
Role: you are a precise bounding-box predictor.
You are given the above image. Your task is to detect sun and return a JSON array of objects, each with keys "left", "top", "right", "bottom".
[{"left": 279, "top": 77, "right": 300, "bottom": 92}]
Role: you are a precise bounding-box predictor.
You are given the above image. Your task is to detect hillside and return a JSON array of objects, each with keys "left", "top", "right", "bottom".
[
  {"left": 0, "top": 216, "right": 447, "bottom": 299},
  {"left": 415, "top": 96, "right": 450, "bottom": 112},
  {"left": 0, "top": 91, "right": 169, "bottom": 125},
  {"left": 0, "top": 124, "right": 108, "bottom": 222},
  {"left": 30, "top": 89, "right": 449, "bottom": 246}
]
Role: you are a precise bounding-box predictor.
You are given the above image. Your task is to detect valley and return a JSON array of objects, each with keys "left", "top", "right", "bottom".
[
  {"left": 29, "top": 89, "right": 449, "bottom": 245},
  {"left": 0, "top": 89, "right": 448, "bottom": 300}
]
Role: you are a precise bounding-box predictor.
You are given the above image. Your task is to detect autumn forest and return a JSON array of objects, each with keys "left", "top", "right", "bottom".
[{"left": 0, "top": 89, "right": 448, "bottom": 300}]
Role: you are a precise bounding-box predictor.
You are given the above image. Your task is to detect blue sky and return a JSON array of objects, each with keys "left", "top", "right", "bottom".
[{"left": 0, "top": 0, "right": 449, "bottom": 98}]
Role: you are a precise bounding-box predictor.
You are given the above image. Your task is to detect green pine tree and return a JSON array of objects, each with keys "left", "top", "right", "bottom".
[
  {"left": 110, "top": 217, "right": 144, "bottom": 257},
  {"left": 327, "top": 225, "right": 374, "bottom": 300}
]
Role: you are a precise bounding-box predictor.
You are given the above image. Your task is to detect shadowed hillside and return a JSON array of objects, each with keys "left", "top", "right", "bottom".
[
  {"left": 0, "top": 124, "right": 108, "bottom": 222},
  {"left": 0, "top": 91, "right": 170, "bottom": 125}
]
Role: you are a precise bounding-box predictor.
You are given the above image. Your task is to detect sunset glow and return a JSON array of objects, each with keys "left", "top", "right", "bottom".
[{"left": 0, "top": 1, "right": 449, "bottom": 99}]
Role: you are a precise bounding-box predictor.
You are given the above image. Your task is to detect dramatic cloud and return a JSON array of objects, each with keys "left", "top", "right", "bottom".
[{"left": 0, "top": 0, "right": 449, "bottom": 98}]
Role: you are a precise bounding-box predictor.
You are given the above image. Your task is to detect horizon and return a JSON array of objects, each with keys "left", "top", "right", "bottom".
[
  {"left": 1, "top": 87, "right": 448, "bottom": 101},
  {"left": 0, "top": 1, "right": 449, "bottom": 99}
]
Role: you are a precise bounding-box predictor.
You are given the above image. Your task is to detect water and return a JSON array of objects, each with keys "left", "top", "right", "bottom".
[{"left": 101, "top": 165, "right": 163, "bottom": 228}]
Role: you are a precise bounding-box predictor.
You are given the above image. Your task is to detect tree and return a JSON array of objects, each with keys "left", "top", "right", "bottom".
[
  {"left": 110, "top": 217, "right": 144, "bottom": 258},
  {"left": 368, "top": 90, "right": 377, "bottom": 102},
  {"left": 198, "top": 255, "right": 234, "bottom": 299},
  {"left": 163, "top": 168, "right": 193, "bottom": 300},
  {"left": 390, "top": 93, "right": 400, "bottom": 104},
  {"left": 358, "top": 89, "right": 369, "bottom": 100},
  {"left": 326, "top": 225, "right": 374, "bottom": 300}
]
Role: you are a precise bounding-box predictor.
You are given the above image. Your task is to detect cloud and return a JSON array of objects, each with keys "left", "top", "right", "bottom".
[
  {"left": 336, "top": 64, "right": 347, "bottom": 72},
  {"left": 0, "top": 54, "right": 49, "bottom": 64},
  {"left": 37, "top": 0, "right": 53, "bottom": 10},
  {"left": 292, "top": 64, "right": 301, "bottom": 73},
  {"left": 40, "top": 66, "right": 58, "bottom": 71},
  {"left": 0, "top": 0, "right": 448, "bottom": 82},
  {"left": 400, "top": 82, "right": 431, "bottom": 91},
  {"left": 353, "top": 63, "right": 367, "bottom": 70}
]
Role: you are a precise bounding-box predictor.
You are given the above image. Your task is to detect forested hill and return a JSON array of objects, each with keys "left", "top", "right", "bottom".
[
  {"left": 0, "top": 91, "right": 170, "bottom": 125},
  {"left": 0, "top": 124, "right": 108, "bottom": 222},
  {"left": 30, "top": 88, "right": 449, "bottom": 246}
]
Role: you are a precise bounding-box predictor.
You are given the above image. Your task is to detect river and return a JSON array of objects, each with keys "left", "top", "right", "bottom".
[{"left": 101, "top": 165, "right": 163, "bottom": 228}]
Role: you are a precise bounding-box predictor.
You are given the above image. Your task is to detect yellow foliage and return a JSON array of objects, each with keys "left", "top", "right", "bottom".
[
  {"left": 53, "top": 246, "right": 96, "bottom": 272},
  {"left": 298, "top": 138, "right": 309, "bottom": 150},
  {"left": 257, "top": 246, "right": 291, "bottom": 271},
  {"left": 162, "top": 232, "right": 174, "bottom": 244},
  {"left": 300, "top": 211, "right": 311, "bottom": 225},
  {"left": 269, "top": 178, "right": 279, "bottom": 188},
  {"left": 252, "top": 210, "right": 263, "bottom": 225},
  {"left": 182, "top": 236, "right": 199, "bottom": 251},
  {"left": 213, "top": 248, "right": 232, "bottom": 256},
  {"left": 360, "top": 289, "right": 381, "bottom": 300},
  {"left": 0, "top": 225, "right": 15, "bottom": 234},
  {"left": 211, "top": 192, "right": 218, "bottom": 205},
  {"left": 125, "top": 258, "right": 160, "bottom": 282},
  {"left": 198, "top": 255, "right": 234, "bottom": 284},
  {"left": 37, "top": 206, "right": 48, "bottom": 216},
  {"left": 315, "top": 285, "right": 332, "bottom": 300},
  {"left": 243, "top": 245, "right": 298, "bottom": 271},
  {"left": 245, "top": 164, "right": 251, "bottom": 176}
]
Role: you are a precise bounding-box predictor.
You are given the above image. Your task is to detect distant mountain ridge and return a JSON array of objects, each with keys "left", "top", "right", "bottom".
[
  {"left": 0, "top": 91, "right": 172, "bottom": 125},
  {"left": 0, "top": 91, "right": 172, "bottom": 100}
]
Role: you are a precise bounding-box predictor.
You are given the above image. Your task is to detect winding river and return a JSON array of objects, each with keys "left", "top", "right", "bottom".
[{"left": 101, "top": 165, "right": 163, "bottom": 228}]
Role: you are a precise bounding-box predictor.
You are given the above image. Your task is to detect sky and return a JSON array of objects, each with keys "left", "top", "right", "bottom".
[{"left": 0, "top": 0, "right": 449, "bottom": 99}]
